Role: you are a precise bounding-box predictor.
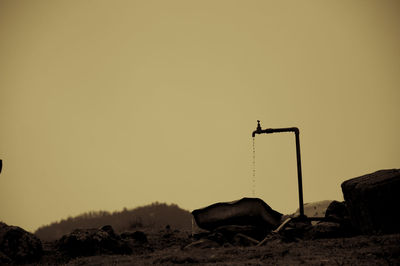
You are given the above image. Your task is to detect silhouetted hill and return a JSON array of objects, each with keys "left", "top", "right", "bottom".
[{"left": 35, "top": 202, "right": 192, "bottom": 241}]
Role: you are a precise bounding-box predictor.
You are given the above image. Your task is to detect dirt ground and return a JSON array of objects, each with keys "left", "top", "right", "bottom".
[{"left": 36, "top": 231, "right": 400, "bottom": 265}]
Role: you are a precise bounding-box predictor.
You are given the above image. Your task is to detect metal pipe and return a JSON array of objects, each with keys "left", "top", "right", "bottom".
[
  {"left": 252, "top": 120, "right": 305, "bottom": 218},
  {"left": 294, "top": 130, "right": 304, "bottom": 218}
]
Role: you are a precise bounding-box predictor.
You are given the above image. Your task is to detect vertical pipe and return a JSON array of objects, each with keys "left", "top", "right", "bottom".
[{"left": 294, "top": 130, "right": 304, "bottom": 217}]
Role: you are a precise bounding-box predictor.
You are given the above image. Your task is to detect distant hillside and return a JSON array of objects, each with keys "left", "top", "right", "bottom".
[{"left": 35, "top": 202, "right": 192, "bottom": 241}]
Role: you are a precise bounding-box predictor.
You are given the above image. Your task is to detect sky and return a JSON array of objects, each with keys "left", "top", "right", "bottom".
[{"left": 0, "top": 0, "right": 399, "bottom": 232}]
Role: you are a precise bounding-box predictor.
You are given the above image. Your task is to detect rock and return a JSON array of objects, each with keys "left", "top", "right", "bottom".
[
  {"left": 120, "top": 231, "right": 148, "bottom": 243},
  {"left": 325, "top": 201, "right": 348, "bottom": 222},
  {"left": 206, "top": 231, "right": 229, "bottom": 245},
  {"left": 341, "top": 169, "right": 400, "bottom": 234},
  {"left": 213, "top": 224, "right": 267, "bottom": 241},
  {"left": 279, "top": 216, "right": 312, "bottom": 240},
  {"left": 324, "top": 201, "right": 354, "bottom": 236},
  {"left": 100, "top": 225, "right": 117, "bottom": 238},
  {"left": 57, "top": 225, "right": 131, "bottom": 257},
  {"left": 0, "top": 222, "right": 43, "bottom": 263},
  {"left": 192, "top": 198, "right": 282, "bottom": 232},
  {"left": 119, "top": 230, "right": 153, "bottom": 254},
  {"left": 306, "top": 222, "right": 343, "bottom": 239}
]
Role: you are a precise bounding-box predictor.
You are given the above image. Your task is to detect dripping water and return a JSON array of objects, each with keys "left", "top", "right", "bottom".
[{"left": 252, "top": 137, "right": 256, "bottom": 196}]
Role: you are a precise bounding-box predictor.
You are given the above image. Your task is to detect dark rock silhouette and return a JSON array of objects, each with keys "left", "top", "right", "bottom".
[
  {"left": 325, "top": 201, "right": 348, "bottom": 222},
  {"left": 341, "top": 169, "right": 400, "bottom": 234},
  {"left": 306, "top": 222, "right": 343, "bottom": 239},
  {"left": 324, "top": 200, "right": 353, "bottom": 236},
  {"left": 192, "top": 198, "right": 282, "bottom": 232},
  {"left": 120, "top": 230, "right": 148, "bottom": 244},
  {"left": 57, "top": 225, "right": 131, "bottom": 257},
  {"left": 0, "top": 222, "right": 42, "bottom": 263}
]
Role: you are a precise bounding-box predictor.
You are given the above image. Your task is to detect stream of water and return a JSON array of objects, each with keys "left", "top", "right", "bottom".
[{"left": 252, "top": 137, "right": 256, "bottom": 196}]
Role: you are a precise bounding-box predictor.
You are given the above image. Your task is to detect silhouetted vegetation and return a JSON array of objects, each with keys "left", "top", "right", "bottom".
[{"left": 35, "top": 202, "right": 192, "bottom": 241}]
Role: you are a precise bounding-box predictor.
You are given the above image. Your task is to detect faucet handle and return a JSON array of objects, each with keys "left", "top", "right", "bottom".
[{"left": 257, "top": 120, "right": 262, "bottom": 131}]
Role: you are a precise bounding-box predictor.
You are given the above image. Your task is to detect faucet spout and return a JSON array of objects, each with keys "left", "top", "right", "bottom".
[{"left": 252, "top": 120, "right": 263, "bottom": 137}]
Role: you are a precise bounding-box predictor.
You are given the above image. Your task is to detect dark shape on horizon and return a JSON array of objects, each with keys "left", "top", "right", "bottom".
[
  {"left": 192, "top": 197, "right": 282, "bottom": 232},
  {"left": 0, "top": 159, "right": 2, "bottom": 174},
  {"left": 0, "top": 222, "right": 43, "bottom": 264},
  {"left": 341, "top": 169, "right": 400, "bottom": 234},
  {"left": 252, "top": 120, "right": 305, "bottom": 218},
  {"left": 57, "top": 225, "right": 132, "bottom": 257}
]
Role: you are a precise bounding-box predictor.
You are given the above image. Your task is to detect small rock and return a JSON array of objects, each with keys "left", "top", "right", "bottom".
[
  {"left": 325, "top": 200, "right": 354, "bottom": 236},
  {"left": 211, "top": 231, "right": 231, "bottom": 245},
  {"left": 306, "top": 222, "right": 343, "bottom": 239},
  {"left": 100, "top": 225, "right": 117, "bottom": 238},
  {"left": 280, "top": 217, "right": 312, "bottom": 240},
  {"left": 325, "top": 201, "right": 348, "bottom": 222},
  {"left": 120, "top": 231, "right": 148, "bottom": 243}
]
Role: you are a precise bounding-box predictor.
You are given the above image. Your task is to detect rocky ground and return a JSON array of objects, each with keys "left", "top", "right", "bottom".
[
  {"left": 36, "top": 229, "right": 400, "bottom": 265},
  {"left": 2, "top": 215, "right": 400, "bottom": 265},
  {"left": 1, "top": 169, "right": 399, "bottom": 265}
]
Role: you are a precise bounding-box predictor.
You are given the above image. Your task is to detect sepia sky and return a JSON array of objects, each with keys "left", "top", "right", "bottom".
[{"left": 0, "top": 0, "right": 399, "bottom": 232}]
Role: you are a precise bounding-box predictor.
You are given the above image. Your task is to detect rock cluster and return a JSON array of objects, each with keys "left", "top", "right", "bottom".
[
  {"left": 0, "top": 222, "right": 43, "bottom": 264},
  {"left": 56, "top": 225, "right": 132, "bottom": 257},
  {"left": 188, "top": 198, "right": 354, "bottom": 249},
  {"left": 0, "top": 222, "right": 155, "bottom": 264}
]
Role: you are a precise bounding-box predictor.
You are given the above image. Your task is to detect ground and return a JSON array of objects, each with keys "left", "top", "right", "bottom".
[{"left": 34, "top": 230, "right": 400, "bottom": 265}]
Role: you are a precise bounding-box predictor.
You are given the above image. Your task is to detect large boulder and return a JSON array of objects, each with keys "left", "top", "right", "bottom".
[
  {"left": 0, "top": 222, "right": 43, "bottom": 263},
  {"left": 57, "top": 225, "right": 131, "bottom": 257},
  {"left": 192, "top": 198, "right": 282, "bottom": 232},
  {"left": 341, "top": 169, "right": 400, "bottom": 234}
]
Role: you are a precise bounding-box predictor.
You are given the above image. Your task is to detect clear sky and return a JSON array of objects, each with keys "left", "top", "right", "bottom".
[{"left": 0, "top": 0, "right": 399, "bottom": 232}]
